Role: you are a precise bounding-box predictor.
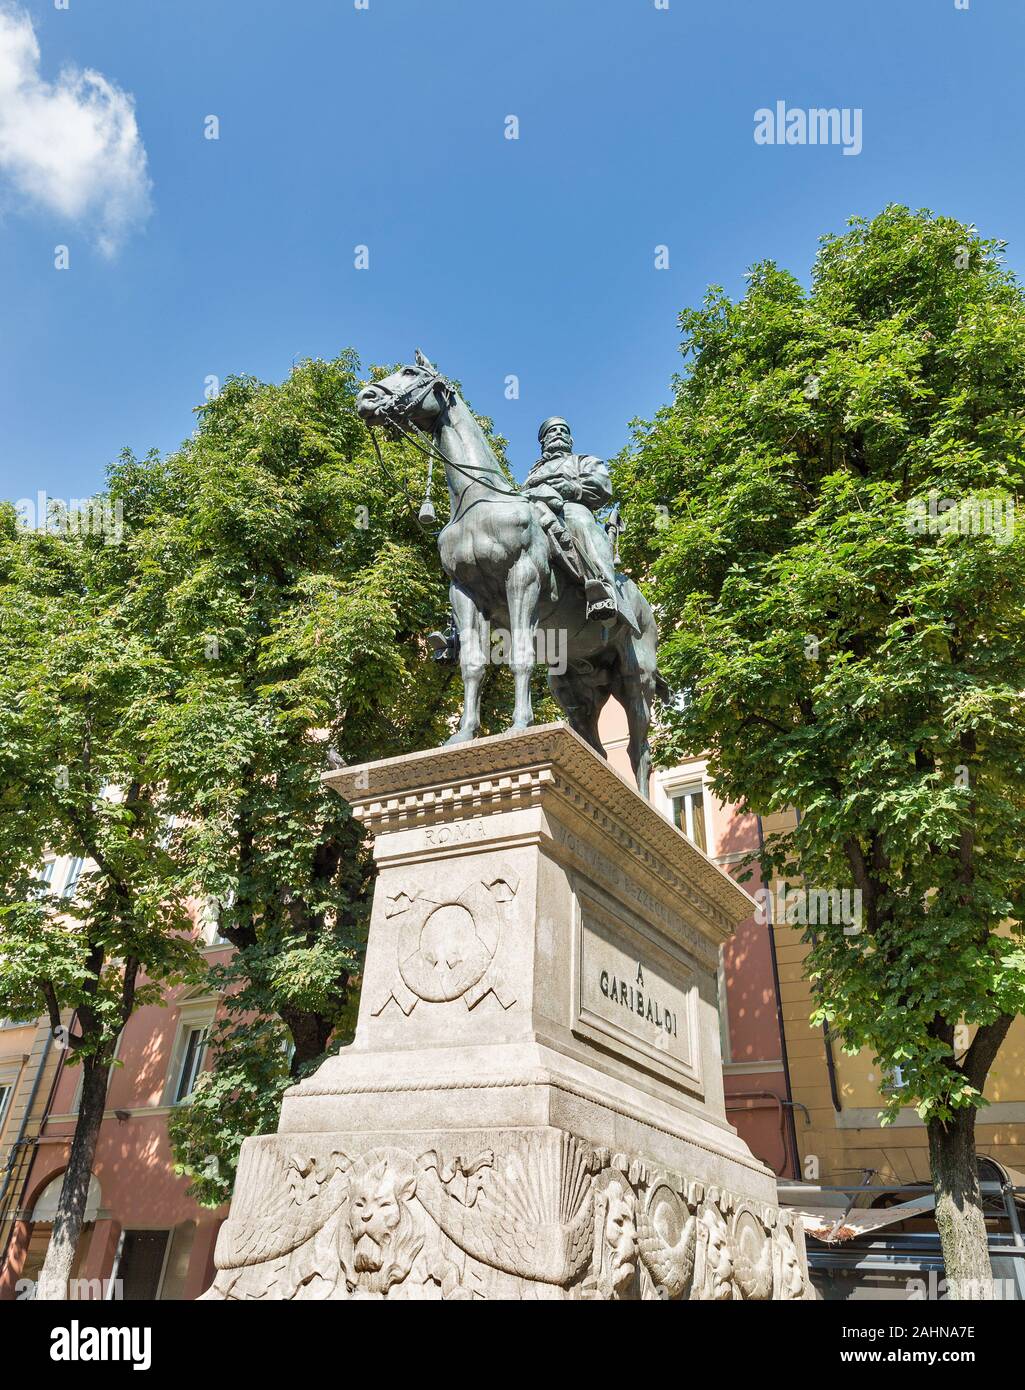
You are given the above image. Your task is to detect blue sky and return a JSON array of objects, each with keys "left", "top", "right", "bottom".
[{"left": 1, "top": 0, "right": 1023, "bottom": 504}]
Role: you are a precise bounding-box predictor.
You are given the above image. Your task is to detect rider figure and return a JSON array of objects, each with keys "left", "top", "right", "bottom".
[{"left": 523, "top": 417, "right": 621, "bottom": 625}]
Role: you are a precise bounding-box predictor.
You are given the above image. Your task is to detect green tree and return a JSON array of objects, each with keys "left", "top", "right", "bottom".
[
  {"left": 0, "top": 506, "right": 201, "bottom": 1298},
  {"left": 615, "top": 207, "right": 1025, "bottom": 1296},
  {"left": 117, "top": 353, "right": 515, "bottom": 1204},
  {"left": 1, "top": 349, "right": 528, "bottom": 1248}
]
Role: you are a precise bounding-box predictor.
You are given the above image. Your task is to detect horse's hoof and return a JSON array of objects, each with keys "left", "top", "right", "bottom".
[{"left": 445, "top": 729, "right": 476, "bottom": 746}]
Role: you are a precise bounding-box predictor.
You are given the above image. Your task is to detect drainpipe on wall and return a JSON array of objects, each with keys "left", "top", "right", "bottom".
[
  {"left": 755, "top": 815, "right": 801, "bottom": 1178},
  {"left": 0, "top": 1024, "right": 55, "bottom": 1265},
  {"left": 0, "top": 1013, "right": 74, "bottom": 1271}
]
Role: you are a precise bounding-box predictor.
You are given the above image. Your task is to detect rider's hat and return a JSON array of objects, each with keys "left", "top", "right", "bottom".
[{"left": 538, "top": 416, "right": 570, "bottom": 443}]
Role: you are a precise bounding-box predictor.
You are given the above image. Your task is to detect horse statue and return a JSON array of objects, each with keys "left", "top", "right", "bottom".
[{"left": 355, "top": 352, "right": 669, "bottom": 795}]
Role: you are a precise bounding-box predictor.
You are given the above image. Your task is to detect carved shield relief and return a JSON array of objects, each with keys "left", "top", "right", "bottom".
[{"left": 373, "top": 873, "right": 519, "bottom": 1016}]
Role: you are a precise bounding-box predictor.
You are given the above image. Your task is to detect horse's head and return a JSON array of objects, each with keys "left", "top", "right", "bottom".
[{"left": 356, "top": 350, "right": 454, "bottom": 438}]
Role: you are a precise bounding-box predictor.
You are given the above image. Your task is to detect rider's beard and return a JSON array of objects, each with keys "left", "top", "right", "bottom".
[{"left": 542, "top": 440, "right": 571, "bottom": 462}]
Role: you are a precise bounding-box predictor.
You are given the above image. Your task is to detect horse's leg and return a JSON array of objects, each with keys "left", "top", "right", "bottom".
[
  {"left": 618, "top": 680, "right": 653, "bottom": 796},
  {"left": 505, "top": 556, "right": 542, "bottom": 732},
  {"left": 549, "top": 667, "right": 609, "bottom": 758},
  {"left": 445, "top": 582, "right": 490, "bottom": 745},
  {"left": 611, "top": 639, "right": 656, "bottom": 797}
]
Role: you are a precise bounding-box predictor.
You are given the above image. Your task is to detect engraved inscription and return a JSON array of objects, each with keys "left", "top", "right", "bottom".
[
  {"left": 423, "top": 821, "right": 488, "bottom": 846},
  {"left": 574, "top": 899, "right": 700, "bottom": 1089},
  {"left": 547, "top": 819, "right": 721, "bottom": 970},
  {"left": 598, "top": 964, "right": 680, "bottom": 1040}
]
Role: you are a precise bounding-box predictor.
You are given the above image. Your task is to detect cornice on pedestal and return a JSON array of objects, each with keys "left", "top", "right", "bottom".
[{"left": 323, "top": 723, "right": 754, "bottom": 929}]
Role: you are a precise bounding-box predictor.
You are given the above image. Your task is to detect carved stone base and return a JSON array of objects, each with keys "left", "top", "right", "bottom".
[
  {"left": 203, "top": 1127, "right": 807, "bottom": 1301},
  {"left": 204, "top": 725, "right": 811, "bottom": 1301}
]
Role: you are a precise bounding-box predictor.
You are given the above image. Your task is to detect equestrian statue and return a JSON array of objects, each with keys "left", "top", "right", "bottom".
[{"left": 355, "top": 352, "right": 669, "bottom": 795}]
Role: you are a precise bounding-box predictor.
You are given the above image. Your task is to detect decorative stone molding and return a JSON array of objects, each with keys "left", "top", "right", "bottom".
[
  {"left": 323, "top": 724, "right": 753, "bottom": 938},
  {"left": 284, "top": 1071, "right": 780, "bottom": 1181},
  {"left": 202, "top": 1130, "right": 810, "bottom": 1302},
  {"left": 372, "top": 873, "right": 519, "bottom": 1016}
]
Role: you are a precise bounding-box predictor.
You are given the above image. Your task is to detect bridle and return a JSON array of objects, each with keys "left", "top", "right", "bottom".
[
  {"left": 363, "top": 366, "right": 521, "bottom": 531},
  {"left": 373, "top": 365, "right": 451, "bottom": 426}
]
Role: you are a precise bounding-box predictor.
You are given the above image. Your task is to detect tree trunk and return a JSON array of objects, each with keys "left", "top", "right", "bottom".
[
  {"left": 927, "top": 1107, "right": 994, "bottom": 1300},
  {"left": 283, "top": 1008, "right": 336, "bottom": 1075},
  {"left": 35, "top": 1057, "right": 109, "bottom": 1300}
]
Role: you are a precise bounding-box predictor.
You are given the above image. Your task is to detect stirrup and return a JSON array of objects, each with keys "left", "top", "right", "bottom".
[{"left": 585, "top": 579, "right": 617, "bottom": 622}]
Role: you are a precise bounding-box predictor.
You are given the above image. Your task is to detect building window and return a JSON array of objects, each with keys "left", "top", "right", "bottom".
[
  {"left": 198, "top": 895, "right": 231, "bottom": 948},
  {"left": 175, "top": 1027, "right": 209, "bottom": 1103},
  {"left": 671, "top": 785, "right": 708, "bottom": 853},
  {"left": 883, "top": 1065, "right": 907, "bottom": 1092},
  {"left": 113, "top": 1230, "right": 171, "bottom": 1301},
  {"left": 161, "top": 998, "right": 217, "bottom": 1108},
  {"left": 62, "top": 857, "right": 85, "bottom": 899},
  {"left": 0, "top": 1082, "right": 12, "bottom": 1130}
]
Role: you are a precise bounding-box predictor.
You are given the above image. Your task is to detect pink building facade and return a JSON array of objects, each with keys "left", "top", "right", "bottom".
[
  {"left": 598, "top": 702, "right": 797, "bottom": 1178},
  {"left": 0, "top": 899, "right": 229, "bottom": 1301}
]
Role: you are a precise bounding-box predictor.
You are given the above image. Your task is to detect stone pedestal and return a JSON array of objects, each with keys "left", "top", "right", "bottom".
[{"left": 204, "top": 724, "right": 809, "bottom": 1300}]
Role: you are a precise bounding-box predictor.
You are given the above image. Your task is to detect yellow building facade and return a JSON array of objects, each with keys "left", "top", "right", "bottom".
[{"left": 761, "top": 810, "right": 1025, "bottom": 1186}]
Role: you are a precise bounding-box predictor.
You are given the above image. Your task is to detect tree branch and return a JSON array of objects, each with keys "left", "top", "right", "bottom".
[
  {"left": 120, "top": 956, "right": 140, "bottom": 1028},
  {"left": 961, "top": 1014, "right": 1015, "bottom": 1092},
  {"left": 41, "top": 981, "right": 80, "bottom": 1051}
]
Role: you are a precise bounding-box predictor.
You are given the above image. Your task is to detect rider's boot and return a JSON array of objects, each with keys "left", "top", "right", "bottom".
[{"left": 585, "top": 578, "right": 620, "bottom": 624}]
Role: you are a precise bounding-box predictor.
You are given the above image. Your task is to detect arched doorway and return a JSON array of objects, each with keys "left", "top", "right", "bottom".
[{"left": 17, "top": 1171, "right": 103, "bottom": 1295}]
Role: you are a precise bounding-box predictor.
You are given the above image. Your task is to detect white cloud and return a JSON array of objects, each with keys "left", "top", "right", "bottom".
[{"left": 0, "top": 5, "right": 151, "bottom": 255}]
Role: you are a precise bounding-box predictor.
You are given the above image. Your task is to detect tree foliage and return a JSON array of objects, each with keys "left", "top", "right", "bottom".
[
  {"left": 0, "top": 503, "right": 201, "bottom": 1053},
  {"left": 615, "top": 205, "right": 1025, "bottom": 1161},
  {"left": 616, "top": 206, "right": 1025, "bottom": 1290},
  {"left": 0, "top": 500, "right": 203, "bottom": 1295},
  {"left": 118, "top": 352, "right": 521, "bottom": 1204}
]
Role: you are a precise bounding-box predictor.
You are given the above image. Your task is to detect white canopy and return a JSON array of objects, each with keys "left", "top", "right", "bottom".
[{"left": 31, "top": 1172, "right": 102, "bottom": 1223}]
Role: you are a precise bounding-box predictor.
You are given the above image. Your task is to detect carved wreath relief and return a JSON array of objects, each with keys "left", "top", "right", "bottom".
[
  {"left": 204, "top": 1133, "right": 809, "bottom": 1301},
  {"left": 372, "top": 874, "right": 518, "bottom": 1017}
]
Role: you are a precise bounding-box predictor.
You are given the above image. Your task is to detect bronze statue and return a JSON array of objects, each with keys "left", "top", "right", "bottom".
[
  {"left": 356, "top": 352, "right": 669, "bottom": 794},
  {"left": 523, "top": 418, "right": 633, "bottom": 631}
]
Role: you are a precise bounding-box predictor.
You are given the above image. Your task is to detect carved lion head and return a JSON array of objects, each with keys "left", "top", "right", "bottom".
[{"left": 339, "top": 1151, "right": 423, "bottom": 1295}]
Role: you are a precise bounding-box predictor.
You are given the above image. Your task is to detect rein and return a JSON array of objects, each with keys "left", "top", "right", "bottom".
[
  {"left": 366, "top": 424, "right": 440, "bottom": 540},
  {"left": 365, "top": 369, "right": 522, "bottom": 530}
]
